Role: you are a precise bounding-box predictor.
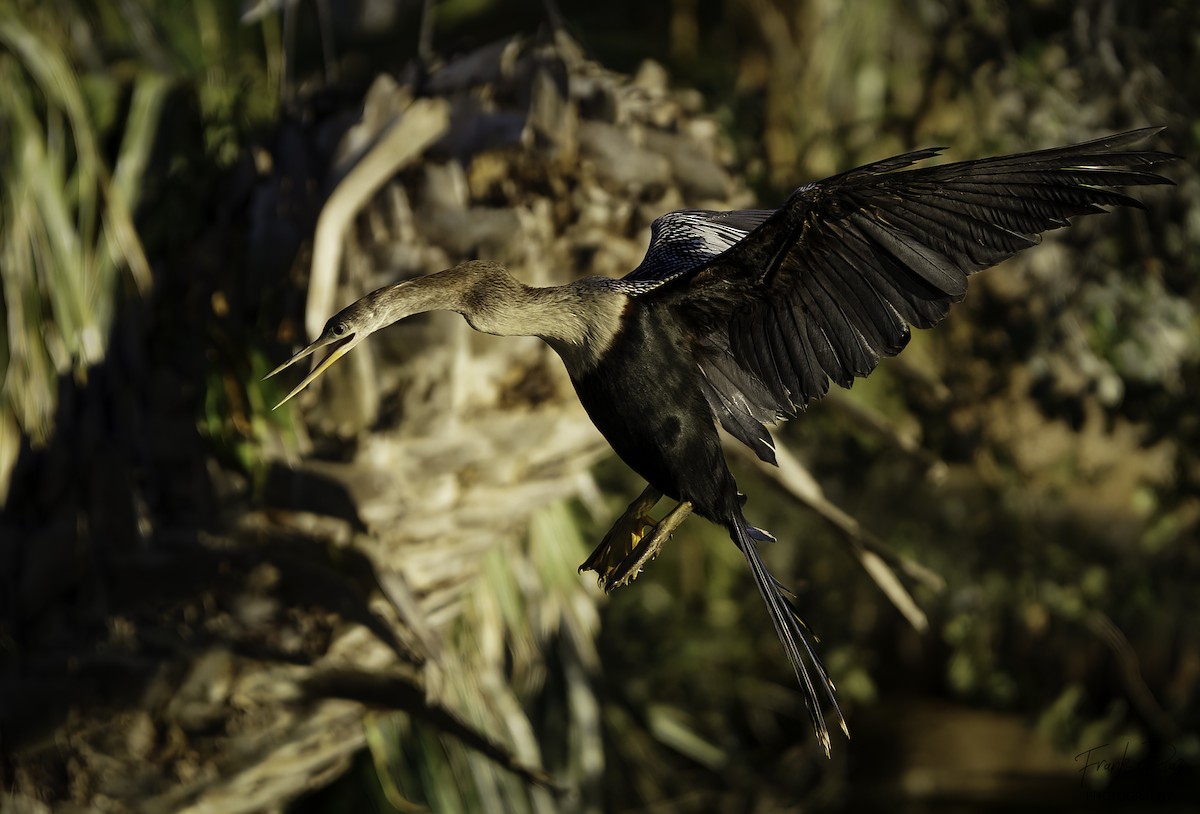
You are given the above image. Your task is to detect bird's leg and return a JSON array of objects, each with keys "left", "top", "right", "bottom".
[
  {"left": 580, "top": 485, "right": 662, "bottom": 580},
  {"left": 604, "top": 500, "right": 693, "bottom": 592}
]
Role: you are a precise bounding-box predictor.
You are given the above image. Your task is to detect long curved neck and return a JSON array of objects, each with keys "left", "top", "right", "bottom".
[{"left": 368, "top": 262, "right": 628, "bottom": 372}]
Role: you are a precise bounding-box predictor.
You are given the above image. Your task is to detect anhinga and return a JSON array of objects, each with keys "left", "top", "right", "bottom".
[{"left": 268, "top": 128, "right": 1175, "bottom": 755}]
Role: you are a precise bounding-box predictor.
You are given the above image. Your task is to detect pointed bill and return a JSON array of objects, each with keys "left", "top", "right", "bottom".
[{"left": 265, "top": 333, "right": 357, "bottom": 409}]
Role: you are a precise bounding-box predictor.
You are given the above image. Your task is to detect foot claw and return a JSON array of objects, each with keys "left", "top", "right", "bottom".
[
  {"left": 597, "top": 500, "right": 693, "bottom": 592},
  {"left": 579, "top": 486, "right": 662, "bottom": 579}
]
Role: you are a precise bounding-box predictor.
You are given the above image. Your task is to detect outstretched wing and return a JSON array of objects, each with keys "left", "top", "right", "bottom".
[
  {"left": 621, "top": 208, "right": 773, "bottom": 288},
  {"left": 637, "top": 128, "right": 1175, "bottom": 461}
]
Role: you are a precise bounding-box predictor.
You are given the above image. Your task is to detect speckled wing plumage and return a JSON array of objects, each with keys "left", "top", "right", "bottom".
[
  {"left": 632, "top": 127, "right": 1175, "bottom": 462},
  {"left": 619, "top": 209, "right": 773, "bottom": 289}
]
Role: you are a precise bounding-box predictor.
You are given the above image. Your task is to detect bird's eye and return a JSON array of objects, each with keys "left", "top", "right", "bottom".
[{"left": 331, "top": 322, "right": 348, "bottom": 337}]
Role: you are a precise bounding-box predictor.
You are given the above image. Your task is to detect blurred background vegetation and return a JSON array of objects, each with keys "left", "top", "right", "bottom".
[{"left": 1, "top": 0, "right": 1198, "bottom": 812}]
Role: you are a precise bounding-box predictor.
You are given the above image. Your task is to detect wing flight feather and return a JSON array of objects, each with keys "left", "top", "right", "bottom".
[{"left": 621, "top": 127, "right": 1175, "bottom": 460}]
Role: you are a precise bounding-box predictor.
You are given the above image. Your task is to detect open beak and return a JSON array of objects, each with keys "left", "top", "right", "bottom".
[{"left": 264, "top": 332, "right": 358, "bottom": 409}]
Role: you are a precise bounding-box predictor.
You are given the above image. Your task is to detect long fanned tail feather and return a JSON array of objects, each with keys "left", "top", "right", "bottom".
[{"left": 732, "top": 520, "right": 848, "bottom": 757}]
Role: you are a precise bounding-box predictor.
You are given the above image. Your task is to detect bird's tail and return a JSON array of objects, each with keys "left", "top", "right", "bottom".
[{"left": 732, "top": 519, "right": 848, "bottom": 757}]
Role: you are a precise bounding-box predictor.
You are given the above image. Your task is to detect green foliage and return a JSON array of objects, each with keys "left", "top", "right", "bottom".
[
  {"left": 0, "top": 11, "right": 155, "bottom": 442},
  {"left": 0, "top": 0, "right": 280, "bottom": 462}
]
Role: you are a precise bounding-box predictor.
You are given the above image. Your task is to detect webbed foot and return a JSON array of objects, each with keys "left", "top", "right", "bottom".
[
  {"left": 602, "top": 499, "right": 693, "bottom": 592},
  {"left": 580, "top": 485, "right": 662, "bottom": 580}
]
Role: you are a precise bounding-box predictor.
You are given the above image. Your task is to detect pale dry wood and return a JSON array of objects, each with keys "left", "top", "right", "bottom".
[{"left": 305, "top": 97, "right": 450, "bottom": 342}]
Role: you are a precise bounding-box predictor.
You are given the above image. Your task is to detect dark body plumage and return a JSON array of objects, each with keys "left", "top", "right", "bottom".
[
  {"left": 270, "top": 128, "right": 1176, "bottom": 757},
  {"left": 573, "top": 304, "right": 739, "bottom": 522}
]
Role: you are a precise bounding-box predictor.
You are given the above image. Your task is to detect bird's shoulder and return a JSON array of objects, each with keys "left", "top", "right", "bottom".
[{"left": 619, "top": 208, "right": 775, "bottom": 290}]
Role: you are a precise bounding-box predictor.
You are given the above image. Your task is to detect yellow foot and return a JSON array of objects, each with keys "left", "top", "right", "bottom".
[
  {"left": 579, "top": 486, "right": 662, "bottom": 582},
  {"left": 603, "top": 500, "right": 693, "bottom": 592}
]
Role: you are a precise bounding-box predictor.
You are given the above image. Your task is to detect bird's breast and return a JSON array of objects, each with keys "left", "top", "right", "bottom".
[
  {"left": 540, "top": 283, "right": 631, "bottom": 377},
  {"left": 568, "top": 303, "right": 733, "bottom": 515}
]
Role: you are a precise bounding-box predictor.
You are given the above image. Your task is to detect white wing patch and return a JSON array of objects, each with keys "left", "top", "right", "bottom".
[{"left": 620, "top": 209, "right": 773, "bottom": 290}]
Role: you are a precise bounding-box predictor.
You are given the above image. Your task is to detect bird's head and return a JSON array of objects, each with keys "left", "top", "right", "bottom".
[
  {"left": 264, "top": 262, "right": 516, "bottom": 409},
  {"left": 267, "top": 262, "right": 535, "bottom": 408},
  {"left": 264, "top": 296, "right": 382, "bottom": 409}
]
